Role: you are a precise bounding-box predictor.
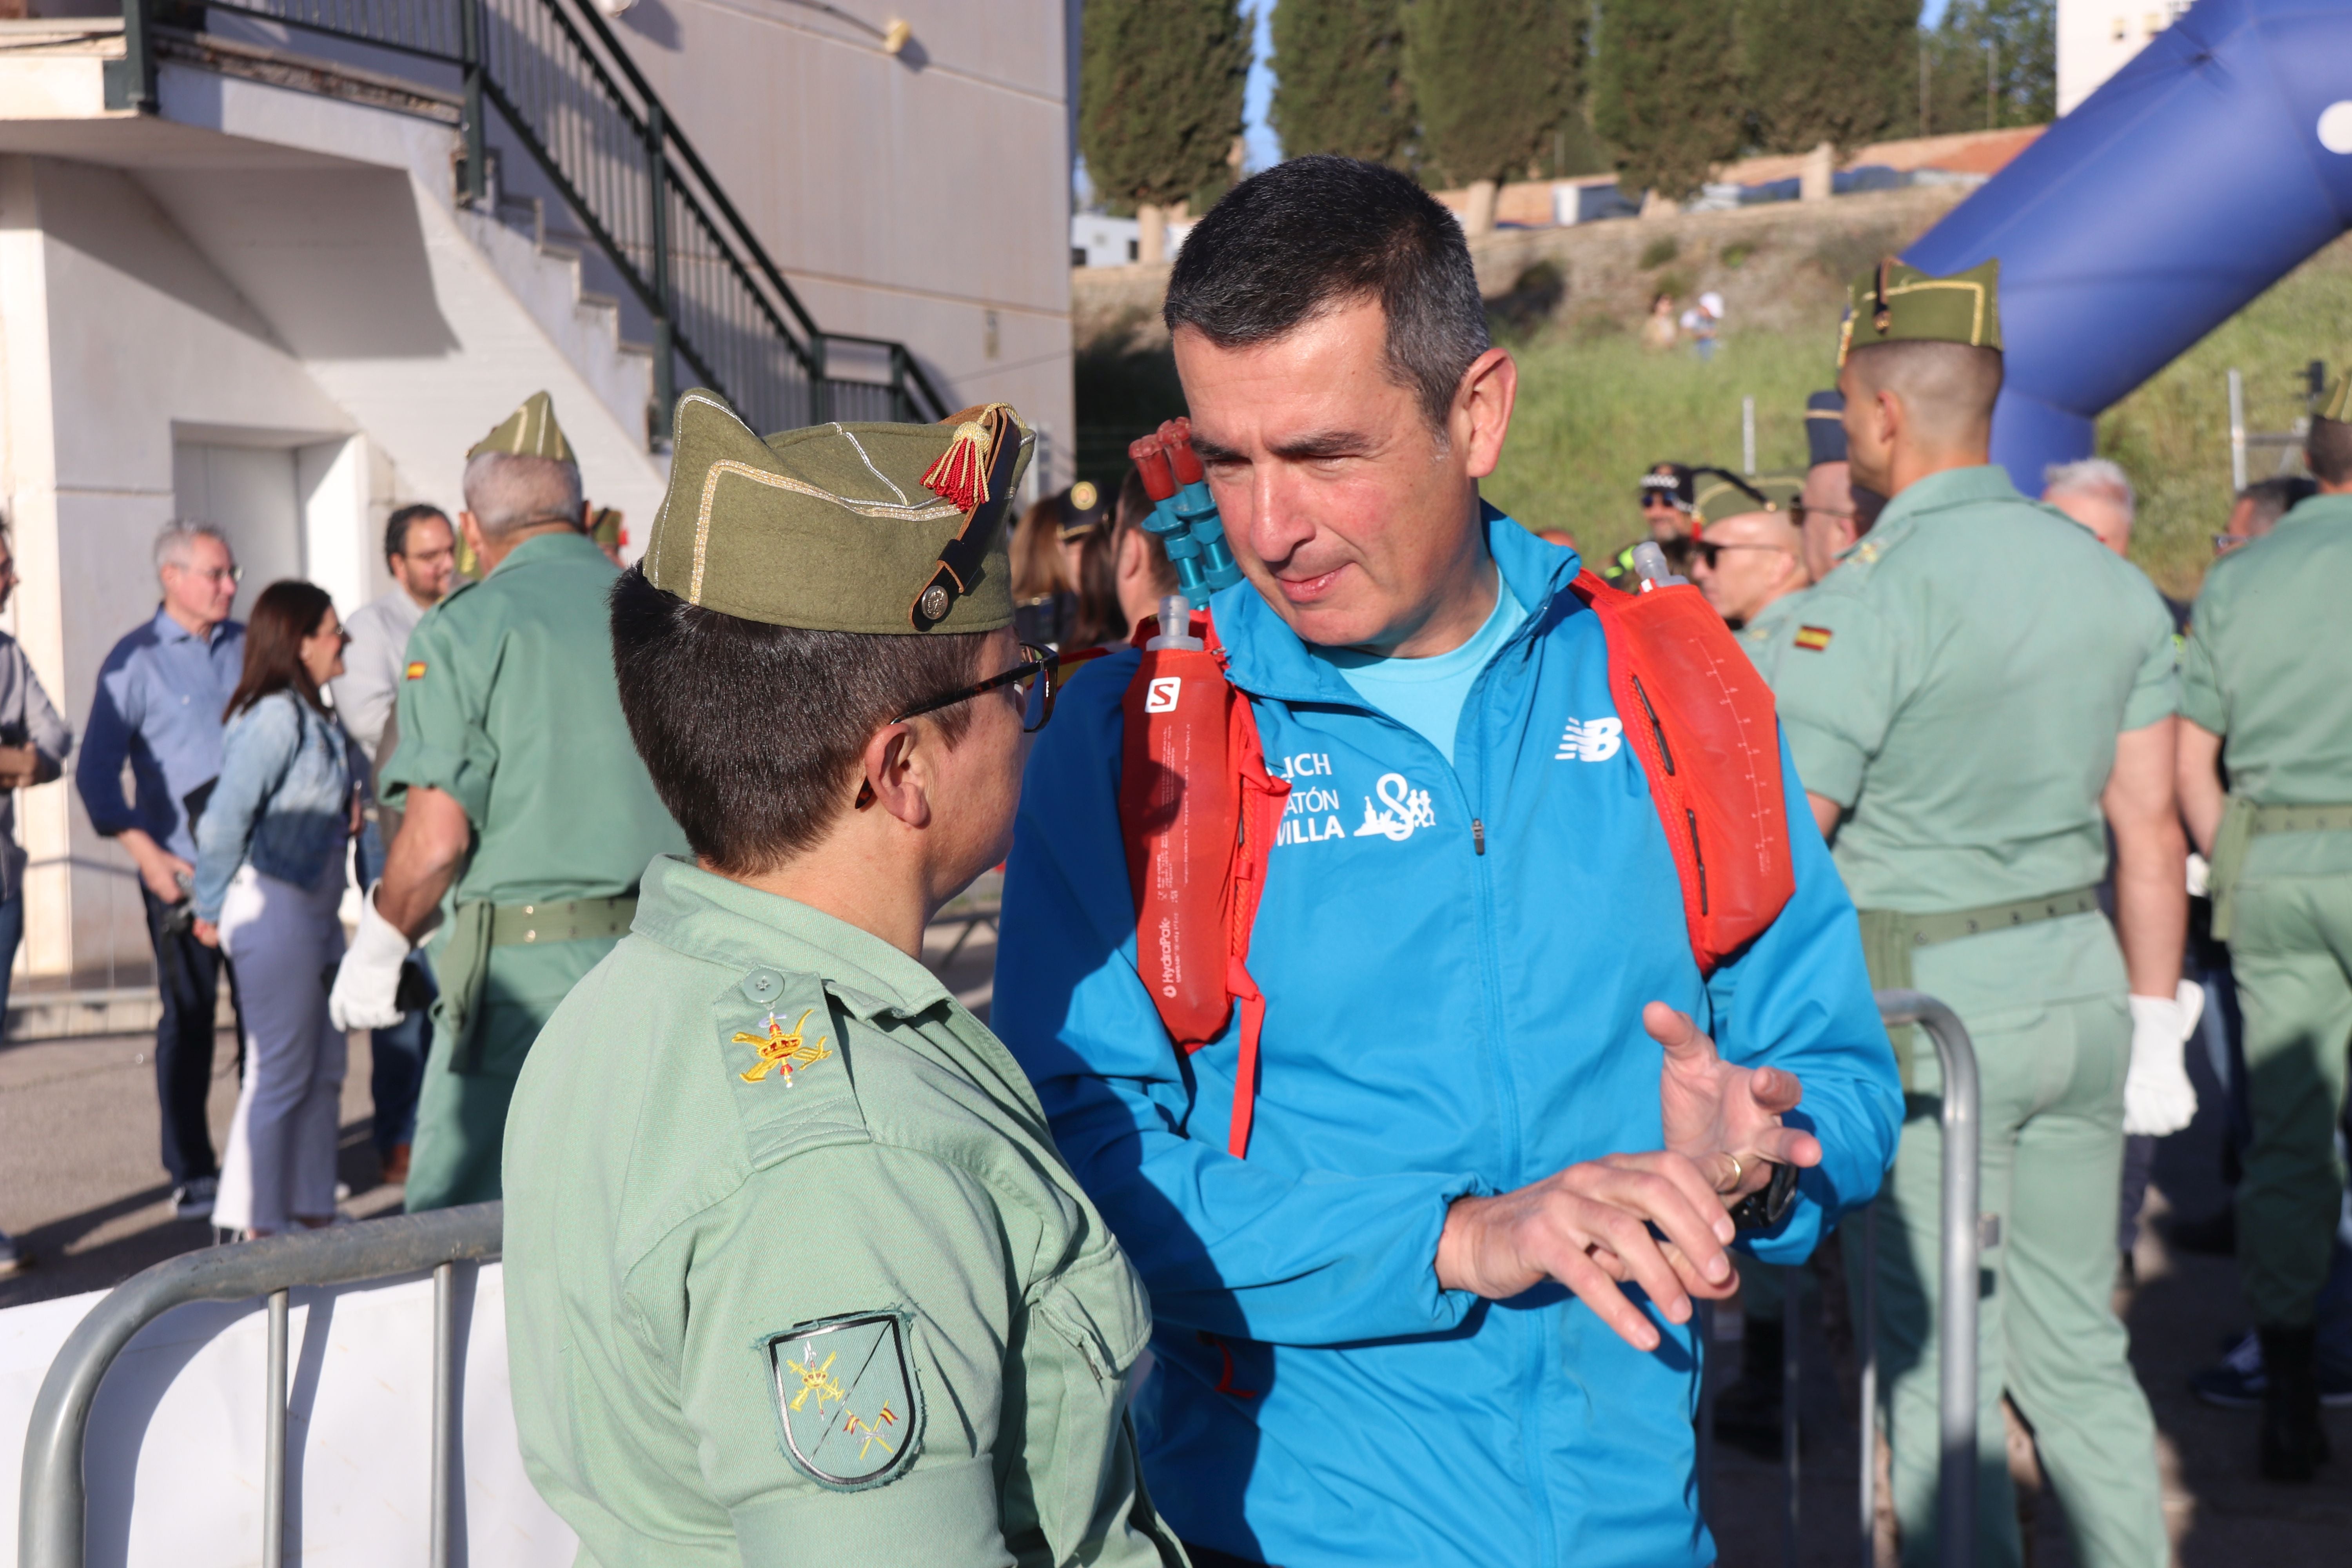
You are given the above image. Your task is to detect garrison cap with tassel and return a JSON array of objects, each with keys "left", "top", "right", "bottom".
[
  {"left": 1838, "top": 257, "right": 2002, "bottom": 366},
  {"left": 641, "top": 388, "right": 1033, "bottom": 634},
  {"left": 1688, "top": 467, "right": 1775, "bottom": 528},
  {"left": 2320, "top": 370, "right": 2350, "bottom": 425},
  {"left": 469, "top": 390, "right": 577, "bottom": 463}
]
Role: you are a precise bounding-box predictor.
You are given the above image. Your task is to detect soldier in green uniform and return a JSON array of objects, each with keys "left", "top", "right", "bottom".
[
  {"left": 500, "top": 389, "right": 1184, "bottom": 1567},
  {"left": 2176, "top": 372, "right": 2352, "bottom": 1480},
  {"left": 328, "top": 392, "right": 687, "bottom": 1210},
  {"left": 1770, "top": 261, "right": 2197, "bottom": 1568}
]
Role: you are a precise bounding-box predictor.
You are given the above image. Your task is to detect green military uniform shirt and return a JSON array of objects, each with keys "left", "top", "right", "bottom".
[
  {"left": 381, "top": 529, "right": 687, "bottom": 1207},
  {"left": 1735, "top": 583, "right": 1811, "bottom": 681},
  {"left": 1769, "top": 465, "right": 2176, "bottom": 917},
  {"left": 2180, "top": 490, "right": 2352, "bottom": 883},
  {"left": 503, "top": 855, "right": 1183, "bottom": 1568}
]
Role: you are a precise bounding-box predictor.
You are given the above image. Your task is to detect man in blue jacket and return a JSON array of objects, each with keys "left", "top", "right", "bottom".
[{"left": 995, "top": 157, "right": 1902, "bottom": 1568}]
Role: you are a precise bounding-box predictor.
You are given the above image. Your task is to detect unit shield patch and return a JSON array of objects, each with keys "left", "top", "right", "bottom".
[{"left": 764, "top": 1311, "right": 922, "bottom": 1491}]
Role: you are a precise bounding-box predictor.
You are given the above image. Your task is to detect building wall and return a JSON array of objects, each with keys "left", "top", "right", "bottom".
[
  {"left": 2057, "top": 0, "right": 2194, "bottom": 117},
  {"left": 607, "top": 0, "right": 1076, "bottom": 486},
  {"left": 0, "top": 154, "right": 377, "bottom": 979}
]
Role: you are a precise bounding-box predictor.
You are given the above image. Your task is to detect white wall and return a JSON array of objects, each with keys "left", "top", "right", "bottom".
[
  {"left": 608, "top": 0, "right": 1076, "bottom": 486},
  {"left": 0, "top": 154, "right": 370, "bottom": 978},
  {"left": 2056, "top": 0, "right": 2196, "bottom": 117}
]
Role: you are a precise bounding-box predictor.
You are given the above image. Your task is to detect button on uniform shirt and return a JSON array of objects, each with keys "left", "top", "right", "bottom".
[
  {"left": 379, "top": 530, "right": 682, "bottom": 909},
  {"left": 76, "top": 608, "right": 245, "bottom": 862},
  {"left": 1769, "top": 465, "right": 2176, "bottom": 918},
  {"left": 503, "top": 856, "right": 1183, "bottom": 1568},
  {"left": 330, "top": 586, "right": 430, "bottom": 762}
]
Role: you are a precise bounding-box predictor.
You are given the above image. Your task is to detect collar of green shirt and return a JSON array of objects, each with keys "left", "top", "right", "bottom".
[
  {"left": 2273, "top": 491, "right": 2352, "bottom": 532},
  {"left": 629, "top": 853, "right": 953, "bottom": 1023},
  {"left": 490, "top": 528, "right": 608, "bottom": 574}
]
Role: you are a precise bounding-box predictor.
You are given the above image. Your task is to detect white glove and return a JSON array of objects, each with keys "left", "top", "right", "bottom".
[
  {"left": 2123, "top": 980, "right": 2206, "bottom": 1137},
  {"left": 330, "top": 882, "right": 414, "bottom": 1033}
]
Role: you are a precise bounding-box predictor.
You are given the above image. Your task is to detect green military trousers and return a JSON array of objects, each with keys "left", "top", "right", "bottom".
[
  {"left": 1858, "top": 919, "right": 2165, "bottom": 1568},
  {"left": 2230, "top": 867, "right": 2352, "bottom": 1328},
  {"left": 405, "top": 935, "right": 620, "bottom": 1212}
]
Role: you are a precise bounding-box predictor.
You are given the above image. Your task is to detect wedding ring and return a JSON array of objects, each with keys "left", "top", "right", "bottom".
[{"left": 1719, "top": 1152, "right": 1745, "bottom": 1194}]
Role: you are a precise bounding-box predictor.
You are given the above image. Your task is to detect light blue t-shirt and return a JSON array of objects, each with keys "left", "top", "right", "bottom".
[{"left": 1320, "top": 580, "right": 1526, "bottom": 766}]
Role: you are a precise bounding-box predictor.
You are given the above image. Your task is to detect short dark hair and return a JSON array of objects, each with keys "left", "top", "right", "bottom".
[
  {"left": 1844, "top": 340, "right": 2004, "bottom": 446},
  {"left": 2307, "top": 416, "right": 2352, "bottom": 486},
  {"left": 226, "top": 580, "right": 336, "bottom": 722},
  {"left": 2238, "top": 474, "right": 2316, "bottom": 530},
  {"left": 1164, "top": 155, "right": 1489, "bottom": 432},
  {"left": 385, "top": 504, "right": 450, "bottom": 568},
  {"left": 609, "top": 568, "right": 987, "bottom": 875}
]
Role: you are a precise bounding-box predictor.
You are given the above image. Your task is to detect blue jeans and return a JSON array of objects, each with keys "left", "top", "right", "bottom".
[
  {"left": 370, "top": 956, "right": 435, "bottom": 1155},
  {"left": 0, "top": 887, "right": 21, "bottom": 1019}
]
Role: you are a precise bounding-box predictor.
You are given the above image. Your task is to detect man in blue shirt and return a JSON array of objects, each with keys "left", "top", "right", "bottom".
[
  {"left": 994, "top": 158, "right": 1902, "bottom": 1568},
  {"left": 76, "top": 523, "right": 247, "bottom": 1220}
]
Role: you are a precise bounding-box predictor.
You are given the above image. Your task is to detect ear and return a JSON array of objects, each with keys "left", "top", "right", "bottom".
[
  {"left": 857, "top": 722, "right": 933, "bottom": 830},
  {"left": 1114, "top": 526, "right": 1146, "bottom": 586},
  {"left": 1455, "top": 347, "right": 1518, "bottom": 480},
  {"left": 1872, "top": 384, "right": 1904, "bottom": 448},
  {"left": 458, "top": 511, "right": 488, "bottom": 559}
]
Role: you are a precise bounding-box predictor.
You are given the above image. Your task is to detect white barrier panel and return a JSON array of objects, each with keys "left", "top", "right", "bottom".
[{"left": 1, "top": 1261, "right": 577, "bottom": 1566}]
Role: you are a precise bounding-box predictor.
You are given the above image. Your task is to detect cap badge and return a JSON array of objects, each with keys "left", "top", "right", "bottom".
[{"left": 918, "top": 584, "right": 951, "bottom": 622}]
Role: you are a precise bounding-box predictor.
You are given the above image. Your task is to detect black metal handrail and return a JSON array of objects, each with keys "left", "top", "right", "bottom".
[{"left": 109, "top": 0, "right": 947, "bottom": 437}]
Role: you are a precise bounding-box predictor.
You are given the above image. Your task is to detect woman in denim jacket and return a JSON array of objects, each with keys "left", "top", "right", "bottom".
[{"left": 192, "top": 581, "right": 368, "bottom": 1237}]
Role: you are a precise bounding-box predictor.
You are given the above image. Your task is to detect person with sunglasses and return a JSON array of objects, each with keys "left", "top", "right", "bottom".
[
  {"left": 500, "top": 392, "right": 1181, "bottom": 1568},
  {"left": 1686, "top": 477, "right": 1810, "bottom": 667}
]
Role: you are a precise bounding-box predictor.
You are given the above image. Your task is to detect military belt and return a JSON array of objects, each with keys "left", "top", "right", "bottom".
[
  {"left": 1857, "top": 885, "right": 2103, "bottom": 1087},
  {"left": 490, "top": 895, "right": 638, "bottom": 947},
  {"left": 2208, "top": 797, "right": 2352, "bottom": 940}
]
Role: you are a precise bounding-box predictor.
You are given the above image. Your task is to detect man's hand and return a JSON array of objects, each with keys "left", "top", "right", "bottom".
[
  {"left": 0, "top": 744, "right": 40, "bottom": 789},
  {"left": 1435, "top": 1152, "right": 1737, "bottom": 1352},
  {"left": 119, "top": 829, "right": 193, "bottom": 906},
  {"left": 330, "top": 883, "right": 414, "bottom": 1032},
  {"left": 1651, "top": 1002, "right": 1820, "bottom": 1198},
  {"left": 2123, "top": 980, "right": 2204, "bottom": 1137}
]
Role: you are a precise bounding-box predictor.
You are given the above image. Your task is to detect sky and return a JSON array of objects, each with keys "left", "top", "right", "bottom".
[{"left": 1239, "top": 2, "right": 1957, "bottom": 175}]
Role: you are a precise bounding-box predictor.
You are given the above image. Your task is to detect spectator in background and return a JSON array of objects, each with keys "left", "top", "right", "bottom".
[
  {"left": 77, "top": 522, "right": 247, "bottom": 1223},
  {"left": 191, "top": 582, "right": 367, "bottom": 1238},
  {"left": 1056, "top": 481, "right": 1129, "bottom": 647},
  {"left": 330, "top": 503, "right": 456, "bottom": 1188},
  {"left": 1011, "top": 491, "right": 1076, "bottom": 646},
  {"left": 0, "top": 525, "right": 73, "bottom": 1278},
  {"left": 1604, "top": 461, "right": 1700, "bottom": 586},
  {"left": 1796, "top": 389, "right": 1886, "bottom": 584},
  {"left": 2043, "top": 456, "right": 2138, "bottom": 557},
  {"left": 1682, "top": 291, "right": 1724, "bottom": 361},
  {"left": 1110, "top": 465, "right": 1180, "bottom": 632},
  {"left": 589, "top": 506, "right": 626, "bottom": 568},
  {"left": 1641, "top": 291, "right": 1679, "bottom": 352},
  {"left": 2215, "top": 475, "right": 2316, "bottom": 556},
  {"left": 1692, "top": 492, "right": 1809, "bottom": 629}
]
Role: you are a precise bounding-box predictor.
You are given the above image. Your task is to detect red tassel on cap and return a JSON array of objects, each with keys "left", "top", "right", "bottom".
[{"left": 922, "top": 419, "right": 993, "bottom": 512}]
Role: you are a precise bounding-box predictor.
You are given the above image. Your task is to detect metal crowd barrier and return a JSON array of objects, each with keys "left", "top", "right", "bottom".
[
  {"left": 17, "top": 1202, "right": 504, "bottom": 1568},
  {"left": 1705, "top": 989, "right": 1981, "bottom": 1568}
]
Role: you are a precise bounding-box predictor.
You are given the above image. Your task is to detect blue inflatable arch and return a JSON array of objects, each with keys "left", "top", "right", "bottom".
[{"left": 1904, "top": 0, "right": 2352, "bottom": 489}]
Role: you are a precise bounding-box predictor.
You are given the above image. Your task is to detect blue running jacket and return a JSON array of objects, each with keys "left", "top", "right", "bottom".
[{"left": 995, "top": 515, "right": 1901, "bottom": 1567}]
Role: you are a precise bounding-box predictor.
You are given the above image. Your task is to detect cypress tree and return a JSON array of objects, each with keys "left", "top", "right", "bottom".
[
  {"left": 1080, "top": 0, "right": 1251, "bottom": 212},
  {"left": 1270, "top": 0, "right": 1416, "bottom": 167},
  {"left": 1593, "top": 0, "right": 1745, "bottom": 204},
  {"left": 1401, "top": 0, "right": 1581, "bottom": 189},
  {"left": 1740, "top": 0, "right": 1919, "bottom": 156}
]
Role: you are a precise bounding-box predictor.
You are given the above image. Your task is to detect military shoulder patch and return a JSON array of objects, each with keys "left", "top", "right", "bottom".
[
  {"left": 404, "top": 661, "right": 427, "bottom": 681},
  {"left": 762, "top": 1310, "right": 924, "bottom": 1492},
  {"left": 1794, "top": 625, "right": 1834, "bottom": 652}
]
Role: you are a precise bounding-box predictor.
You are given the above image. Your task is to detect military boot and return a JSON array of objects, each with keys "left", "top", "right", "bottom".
[
  {"left": 2258, "top": 1323, "right": 2332, "bottom": 1481},
  {"left": 1713, "top": 1318, "right": 1786, "bottom": 1460}
]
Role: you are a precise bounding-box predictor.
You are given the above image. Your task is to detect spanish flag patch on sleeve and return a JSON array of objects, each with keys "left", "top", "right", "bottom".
[
  {"left": 405, "top": 661, "right": 428, "bottom": 680},
  {"left": 1793, "top": 626, "right": 1833, "bottom": 652}
]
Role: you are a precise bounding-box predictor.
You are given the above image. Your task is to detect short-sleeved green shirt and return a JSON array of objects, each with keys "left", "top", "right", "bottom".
[
  {"left": 2180, "top": 491, "right": 2352, "bottom": 878},
  {"left": 502, "top": 855, "right": 1183, "bottom": 1568},
  {"left": 1770, "top": 465, "right": 2177, "bottom": 913},
  {"left": 380, "top": 530, "right": 684, "bottom": 904}
]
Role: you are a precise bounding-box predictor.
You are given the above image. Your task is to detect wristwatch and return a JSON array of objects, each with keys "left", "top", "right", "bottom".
[{"left": 1729, "top": 1161, "right": 1798, "bottom": 1233}]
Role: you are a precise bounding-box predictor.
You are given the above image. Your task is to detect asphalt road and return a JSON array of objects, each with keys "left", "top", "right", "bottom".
[{"left": 4, "top": 907, "right": 2346, "bottom": 1562}]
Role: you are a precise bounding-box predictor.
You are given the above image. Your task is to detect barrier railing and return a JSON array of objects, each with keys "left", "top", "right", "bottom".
[
  {"left": 1706, "top": 989, "right": 1980, "bottom": 1568},
  {"left": 17, "top": 1202, "right": 503, "bottom": 1568}
]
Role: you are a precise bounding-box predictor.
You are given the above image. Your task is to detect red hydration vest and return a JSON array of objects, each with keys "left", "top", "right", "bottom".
[{"left": 1117, "top": 570, "right": 1795, "bottom": 1158}]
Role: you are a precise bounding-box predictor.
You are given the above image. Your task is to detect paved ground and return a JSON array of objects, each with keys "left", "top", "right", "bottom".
[{"left": 5, "top": 906, "right": 2346, "bottom": 1563}]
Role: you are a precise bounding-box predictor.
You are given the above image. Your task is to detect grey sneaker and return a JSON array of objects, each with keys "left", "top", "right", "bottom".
[
  {"left": 172, "top": 1177, "right": 218, "bottom": 1220},
  {"left": 0, "top": 1229, "right": 24, "bottom": 1276}
]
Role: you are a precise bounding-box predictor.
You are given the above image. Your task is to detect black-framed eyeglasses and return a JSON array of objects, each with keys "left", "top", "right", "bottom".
[{"left": 895, "top": 642, "right": 1111, "bottom": 735}]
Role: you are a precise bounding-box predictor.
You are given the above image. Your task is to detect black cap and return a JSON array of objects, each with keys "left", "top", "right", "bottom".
[
  {"left": 1805, "top": 391, "right": 1847, "bottom": 468},
  {"left": 1638, "top": 461, "right": 1695, "bottom": 513}
]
